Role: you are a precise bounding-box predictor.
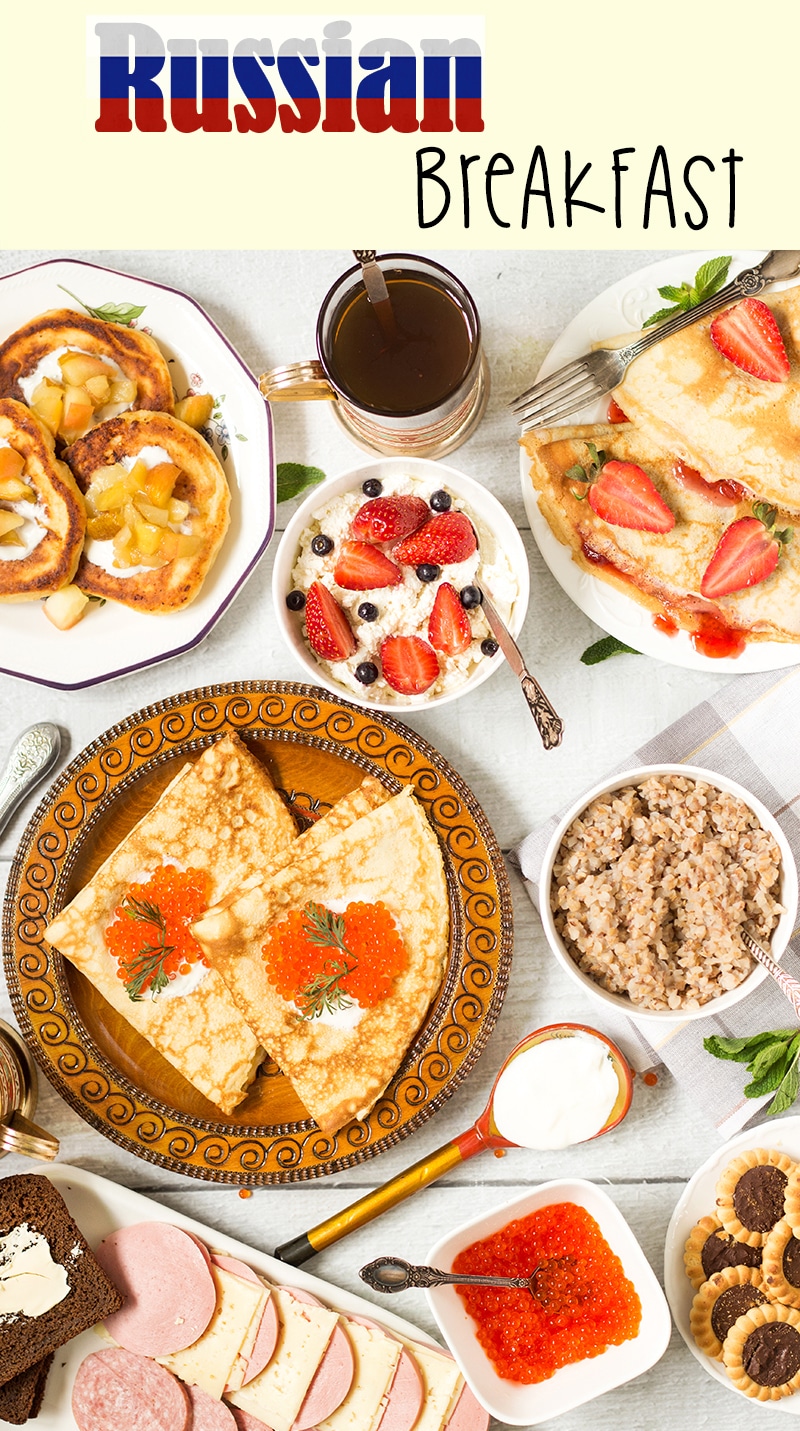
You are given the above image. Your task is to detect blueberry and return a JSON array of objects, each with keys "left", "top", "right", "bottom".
[
  {"left": 429, "top": 489, "right": 452, "bottom": 512},
  {"left": 355, "top": 661, "right": 379, "bottom": 685},
  {"left": 460, "top": 585, "right": 482, "bottom": 608},
  {"left": 311, "top": 534, "right": 334, "bottom": 556},
  {"left": 416, "top": 563, "right": 441, "bottom": 583},
  {"left": 362, "top": 478, "right": 383, "bottom": 497},
  {"left": 285, "top": 590, "right": 306, "bottom": 612},
  {"left": 481, "top": 638, "right": 499, "bottom": 657},
  {"left": 357, "top": 601, "right": 379, "bottom": 622}
]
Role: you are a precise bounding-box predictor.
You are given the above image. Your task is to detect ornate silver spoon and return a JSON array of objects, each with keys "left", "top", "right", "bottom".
[
  {"left": 360, "top": 1255, "right": 578, "bottom": 1310},
  {"left": 0, "top": 723, "right": 61, "bottom": 836}
]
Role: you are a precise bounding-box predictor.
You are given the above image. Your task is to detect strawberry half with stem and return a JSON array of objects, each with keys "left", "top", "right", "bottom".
[
  {"left": 428, "top": 582, "right": 472, "bottom": 655},
  {"left": 567, "top": 443, "right": 675, "bottom": 533},
  {"left": 305, "top": 580, "right": 357, "bottom": 661},
  {"left": 700, "top": 504, "right": 793, "bottom": 599},
  {"left": 333, "top": 541, "right": 402, "bottom": 590},
  {"left": 380, "top": 635, "right": 440, "bottom": 695},
  {"left": 709, "top": 297, "right": 790, "bottom": 382},
  {"left": 392, "top": 511, "right": 477, "bottom": 565},
  {"left": 352, "top": 494, "right": 428, "bottom": 542}
]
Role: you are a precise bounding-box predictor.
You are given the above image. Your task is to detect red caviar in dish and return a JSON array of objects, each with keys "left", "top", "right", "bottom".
[{"left": 453, "top": 1202, "right": 642, "bottom": 1383}]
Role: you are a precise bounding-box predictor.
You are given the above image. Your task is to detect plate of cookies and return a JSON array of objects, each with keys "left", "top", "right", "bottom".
[
  {"left": 665, "top": 1118, "right": 800, "bottom": 1409},
  {"left": 0, "top": 258, "right": 275, "bottom": 689}
]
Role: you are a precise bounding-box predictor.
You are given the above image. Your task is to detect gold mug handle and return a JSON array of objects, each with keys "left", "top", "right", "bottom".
[
  {"left": 0, "top": 1111, "right": 59, "bottom": 1161},
  {"left": 259, "top": 361, "right": 337, "bottom": 403}
]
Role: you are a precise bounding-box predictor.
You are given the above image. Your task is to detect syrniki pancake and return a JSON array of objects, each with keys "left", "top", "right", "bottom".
[
  {"left": 66, "top": 409, "right": 230, "bottom": 613},
  {"left": 0, "top": 397, "right": 85, "bottom": 600},
  {"left": 44, "top": 734, "right": 298, "bottom": 1115},
  {"left": 192, "top": 786, "right": 450, "bottom": 1134},
  {"left": 523, "top": 422, "right": 800, "bottom": 644},
  {"left": 610, "top": 285, "right": 800, "bottom": 513}
]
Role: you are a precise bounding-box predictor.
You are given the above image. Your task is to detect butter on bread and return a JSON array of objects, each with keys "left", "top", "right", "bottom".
[
  {"left": 523, "top": 421, "right": 800, "bottom": 643},
  {"left": 44, "top": 733, "right": 298, "bottom": 1115},
  {"left": 67, "top": 409, "right": 230, "bottom": 613},
  {"left": 0, "top": 398, "right": 86, "bottom": 601},
  {"left": 0, "top": 308, "right": 174, "bottom": 415},
  {"left": 611, "top": 285, "right": 800, "bottom": 513},
  {"left": 192, "top": 786, "right": 450, "bottom": 1134}
]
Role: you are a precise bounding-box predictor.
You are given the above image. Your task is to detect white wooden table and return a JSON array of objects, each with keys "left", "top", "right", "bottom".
[{"left": 0, "top": 249, "right": 759, "bottom": 1429}]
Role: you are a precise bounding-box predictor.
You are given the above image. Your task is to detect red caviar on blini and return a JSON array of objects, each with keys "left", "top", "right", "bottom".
[
  {"left": 261, "top": 900, "right": 408, "bottom": 1020},
  {"left": 104, "top": 865, "right": 211, "bottom": 1001}
]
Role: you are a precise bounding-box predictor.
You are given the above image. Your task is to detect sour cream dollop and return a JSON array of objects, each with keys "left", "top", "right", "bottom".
[{"left": 492, "top": 1031, "right": 620, "bottom": 1150}]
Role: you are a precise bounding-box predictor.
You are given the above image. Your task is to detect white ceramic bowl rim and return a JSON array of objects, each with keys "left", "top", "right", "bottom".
[
  {"left": 538, "top": 762, "right": 799, "bottom": 1024},
  {"left": 272, "top": 456, "right": 530, "bottom": 711}
]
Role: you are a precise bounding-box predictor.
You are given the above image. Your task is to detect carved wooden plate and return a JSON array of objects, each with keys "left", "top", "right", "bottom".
[{"left": 3, "top": 683, "right": 513, "bottom": 1183}]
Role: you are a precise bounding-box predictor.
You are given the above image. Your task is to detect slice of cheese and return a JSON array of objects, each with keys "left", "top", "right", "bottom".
[
  {"left": 229, "top": 1286, "right": 338, "bottom": 1431},
  {"left": 157, "top": 1264, "right": 266, "bottom": 1399},
  {"left": 225, "top": 1280, "right": 274, "bottom": 1393},
  {"left": 317, "top": 1320, "right": 401, "bottom": 1431},
  {"left": 401, "top": 1342, "right": 464, "bottom": 1431}
]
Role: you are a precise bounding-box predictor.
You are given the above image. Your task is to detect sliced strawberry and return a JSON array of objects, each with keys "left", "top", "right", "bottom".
[
  {"left": 304, "top": 581, "right": 357, "bottom": 661},
  {"left": 700, "top": 506, "right": 792, "bottom": 599},
  {"left": 392, "top": 511, "right": 477, "bottom": 566},
  {"left": 333, "top": 541, "right": 402, "bottom": 590},
  {"left": 428, "top": 582, "right": 472, "bottom": 655},
  {"left": 380, "top": 635, "right": 440, "bottom": 695},
  {"left": 709, "top": 297, "right": 790, "bottom": 382},
  {"left": 607, "top": 398, "right": 630, "bottom": 423},
  {"left": 586, "top": 459, "right": 675, "bottom": 533},
  {"left": 352, "top": 494, "right": 429, "bottom": 542}
]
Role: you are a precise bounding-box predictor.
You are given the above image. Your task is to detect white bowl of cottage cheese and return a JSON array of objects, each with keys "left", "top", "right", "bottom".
[{"left": 273, "top": 457, "right": 529, "bottom": 709}]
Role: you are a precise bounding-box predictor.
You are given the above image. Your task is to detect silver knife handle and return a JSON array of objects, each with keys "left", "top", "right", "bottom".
[
  {"left": 520, "top": 676, "right": 564, "bottom": 750},
  {"left": 0, "top": 723, "right": 61, "bottom": 836}
]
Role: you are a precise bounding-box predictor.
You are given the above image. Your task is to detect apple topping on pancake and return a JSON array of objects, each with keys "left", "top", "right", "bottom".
[
  {"left": 523, "top": 421, "right": 800, "bottom": 647},
  {"left": 0, "top": 397, "right": 86, "bottom": 602},
  {"left": 67, "top": 409, "right": 230, "bottom": 612},
  {"left": 0, "top": 308, "right": 174, "bottom": 446}
]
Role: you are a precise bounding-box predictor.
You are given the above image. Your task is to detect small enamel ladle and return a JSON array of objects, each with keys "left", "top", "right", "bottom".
[{"left": 274, "top": 1023, "right": 633, "bottom": 1266}]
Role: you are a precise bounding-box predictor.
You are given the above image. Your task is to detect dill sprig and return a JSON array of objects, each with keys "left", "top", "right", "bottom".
[
  {"left": 295, "top": 902, "right": 357, "bottom": 1019},
  {"left": 118, "top": 893, "right": 175, "bottom": 1002}
]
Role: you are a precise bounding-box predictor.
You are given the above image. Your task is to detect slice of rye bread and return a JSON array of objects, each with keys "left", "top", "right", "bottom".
[
  {"left": 0, "top": 1174, "right": 123, "bottom": 1384},
  {"left": 0, "top": 1354, "right": 54, "bottom": 1425}
]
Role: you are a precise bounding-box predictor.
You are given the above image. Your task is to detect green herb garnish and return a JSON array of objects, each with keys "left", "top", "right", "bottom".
[
  {"left": 580, "top": 635, "right": 641, "bottom": 665},
  {"left": 57, "top": 285, "right": 146, "bottom": 327},
  {"left": 642, "top": 255, "right": 732, "bottom": 329},
  {"left": 296, "top": 901, "right": 357, "bottom": 1019},
  {"left": 704, "top": 1028, "right": 800, "bottom": 1115},
  {"left": 117, "top": 894, "right": 175, "bottom": 1002},
  {"left": 566, "top": 441, "right": 607, "bottom": 498},
  {"left": 277, "top": 462, "right": 326, "bottom": 504}
]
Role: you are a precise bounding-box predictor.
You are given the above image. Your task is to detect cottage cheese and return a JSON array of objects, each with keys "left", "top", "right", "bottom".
[{"left": 290, "top": 473, "right": 519, "bottom": 704}]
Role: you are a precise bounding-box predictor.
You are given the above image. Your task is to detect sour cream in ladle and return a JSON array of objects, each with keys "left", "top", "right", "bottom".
[{"left": 491, "top": 1030, "right": 621, "bottom": 1150}]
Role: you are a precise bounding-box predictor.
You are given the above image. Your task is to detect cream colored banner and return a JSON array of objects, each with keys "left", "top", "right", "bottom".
[{"left": 1, "top": 0, "right": 798, "bottom": 248}]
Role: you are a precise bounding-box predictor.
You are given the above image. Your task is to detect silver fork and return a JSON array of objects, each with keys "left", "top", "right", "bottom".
[{"left": 511, "top": 250, "right": 800, "bottom": 430}]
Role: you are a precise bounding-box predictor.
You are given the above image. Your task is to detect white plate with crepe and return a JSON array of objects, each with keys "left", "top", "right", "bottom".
[
  {"left": 663, "top": 1116, "right": 800, "bottom": 1412},
  {"left": 0, "top": 258, "right": 274, "bottom": 689},
  {"left": 519, "top": 248, "right": 800, "bottom": 673}
]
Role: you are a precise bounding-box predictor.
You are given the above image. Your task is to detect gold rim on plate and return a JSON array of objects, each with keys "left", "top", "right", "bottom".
[{"left": 2, "top": 682, "right": 513, "bottom": 1184}]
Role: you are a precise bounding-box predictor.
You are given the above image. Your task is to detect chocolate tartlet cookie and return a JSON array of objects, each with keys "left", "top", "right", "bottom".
[
  {"left": 690, "top": 1266, "right": 768, "bottom": 1360},
  {"left": 716, "top": 1149, "right": 796, "bottom": 1248},
  {"left": 723, "top": 1303, "right": 800, "bottom": 1400},
  {"left": 782, "top": 1166, "right": 800, "bottom": 1238},
  {"left": 684, "top": 1214, "right": 762, "bottom": 1290},
  {"left": 763, "top": 1219, "right": 800, "bottom": 1309}
]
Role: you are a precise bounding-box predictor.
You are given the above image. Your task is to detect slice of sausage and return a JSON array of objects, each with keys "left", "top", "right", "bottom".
[
  {"left": 72, "top": 1348, "right": 190, "bottom": 1431},
  {"left": 229, "top": 1409, "right": 274, "bottom": 1430},
  {"left": 187, "top": 1384, "right": 238, "bottom": 1430},
  {"left": 374, "top": 1348, "right": 425, "bottom": 1431},
  {"left": 283, "top": 1288, "right": 354, "bottom": 1430},
  {"left": 210, "top": 1258, "right": 279, "bottom": 1385},
  {"left": 96, "top": 1222, "right": 217, "bottom": 1356},
  {"left": 445, "top": 1382, "right": 490, "bottom": 1431}
]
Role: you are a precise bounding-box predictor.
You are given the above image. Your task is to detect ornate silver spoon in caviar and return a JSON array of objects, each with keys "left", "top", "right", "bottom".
[{"left": 360, "top": 1255, "right": 579, "bottom": 1310}]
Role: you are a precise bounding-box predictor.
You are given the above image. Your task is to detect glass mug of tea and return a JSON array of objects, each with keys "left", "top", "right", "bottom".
[
  {"left": 0, "top": 1019, "right": 59, "bottom": 1161},
  {"left": 260, "top": 253, "right": 489, "bottom": 459}
]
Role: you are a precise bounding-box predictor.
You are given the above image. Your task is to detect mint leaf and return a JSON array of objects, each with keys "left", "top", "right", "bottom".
[
  {"left": 704, "top": 1032, "right": 789, "bottom": 1062},
  {"left": 580, "top": 635, "right": 640, "bottom": 665},
  {"left": 657, "top": 284, "right": 688, "bottom": 303},
  {"left": 57, "top": 285, "right": 146, "bottom": 327},
  {"left": 642, "top": 255, "right": 731, "bottom": 328},
  {"left": 695, "top": 255, "right": 732, "bottom": 299},
  {"left": 768, "top": 1059, "right": 800, "bottom": 1116},
  {"left": 642, "top": 305, "right": 682, "bottom": 329},
  {"left": 748, "top": 1039, "right": 794, "bottom": 1082},
  {"left": 276, "top": 462, "right": 326, "bottom": 504}
]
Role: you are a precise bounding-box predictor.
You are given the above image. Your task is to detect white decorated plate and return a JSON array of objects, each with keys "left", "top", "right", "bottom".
[
  {"left": 664, "top": 1116, "right": 800, "bottom": 1412},
  {"left": 0, "top": 258, "right": 275, "bottom": 689},
  {"left": 519, "top": 249, "right": 800, "bottom": 673},
  {"left": 1, "top": 1162, "right": 439, "bottom": 1430}
]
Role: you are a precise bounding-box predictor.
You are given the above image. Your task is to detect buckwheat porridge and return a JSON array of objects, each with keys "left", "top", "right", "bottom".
[{"left": 550, "top": 774, "right": 784, "bottom": 1011}]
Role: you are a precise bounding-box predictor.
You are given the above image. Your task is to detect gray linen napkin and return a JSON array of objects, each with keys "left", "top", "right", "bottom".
[{"left": 513, "top": 667, "right": 800, "bottom": 1138}]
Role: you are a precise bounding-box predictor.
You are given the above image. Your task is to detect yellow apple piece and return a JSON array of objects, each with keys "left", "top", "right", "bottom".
[
  {"left": 43, "top": 584, "right": 90, "bottom": 631},
  {"left": 59, "top": 353, "right": 116, "bottom": 386},
  {"left": 60, "top": 386, "right": 94, "bottom": 442},
  {"left": 112, "top": 524, "right": 134, "bottom": 566},
  {"left": 0, "top": 476, "right": 35, "bottom": 502},
  {"left": 0, "top": 511, "right": 24, "bottom": 537},
  {"left": 145, "top": 463, "right": 180, "bottom": 507},
  {"left": 133, "top": 520, "right": 162, "bottom": 557},
  {"left": 31, "top": 380, "right": 64, "bottom": 438},
  {"left": 0, "top": 530, "right": 24, "bottom": 547},
  {"left": 0, "top": 447, "right": 26, "bottom": 482},
  {"left": 95, "top": 472, "right": 142, "bottom": 512},
  {"left": 84, "top": 376, "right": 112, "bottom": 407},
  {"left": 87, "top": 513, "right": 123, "bottom": 541},
  {"left": 133, "top": 498, "right": 169, "bottom": 527},
  {"left": 109, "top": 377, "right": 137, "bottom": 404},
  {"left": 167, "top": 498, "right": 190, "bottom": 524},
  {"left": 159, "top": 531, "right": 203, "bottom": 562},
  {"left": 174, "top": 393, "right": 214, "bottom": 429}
]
